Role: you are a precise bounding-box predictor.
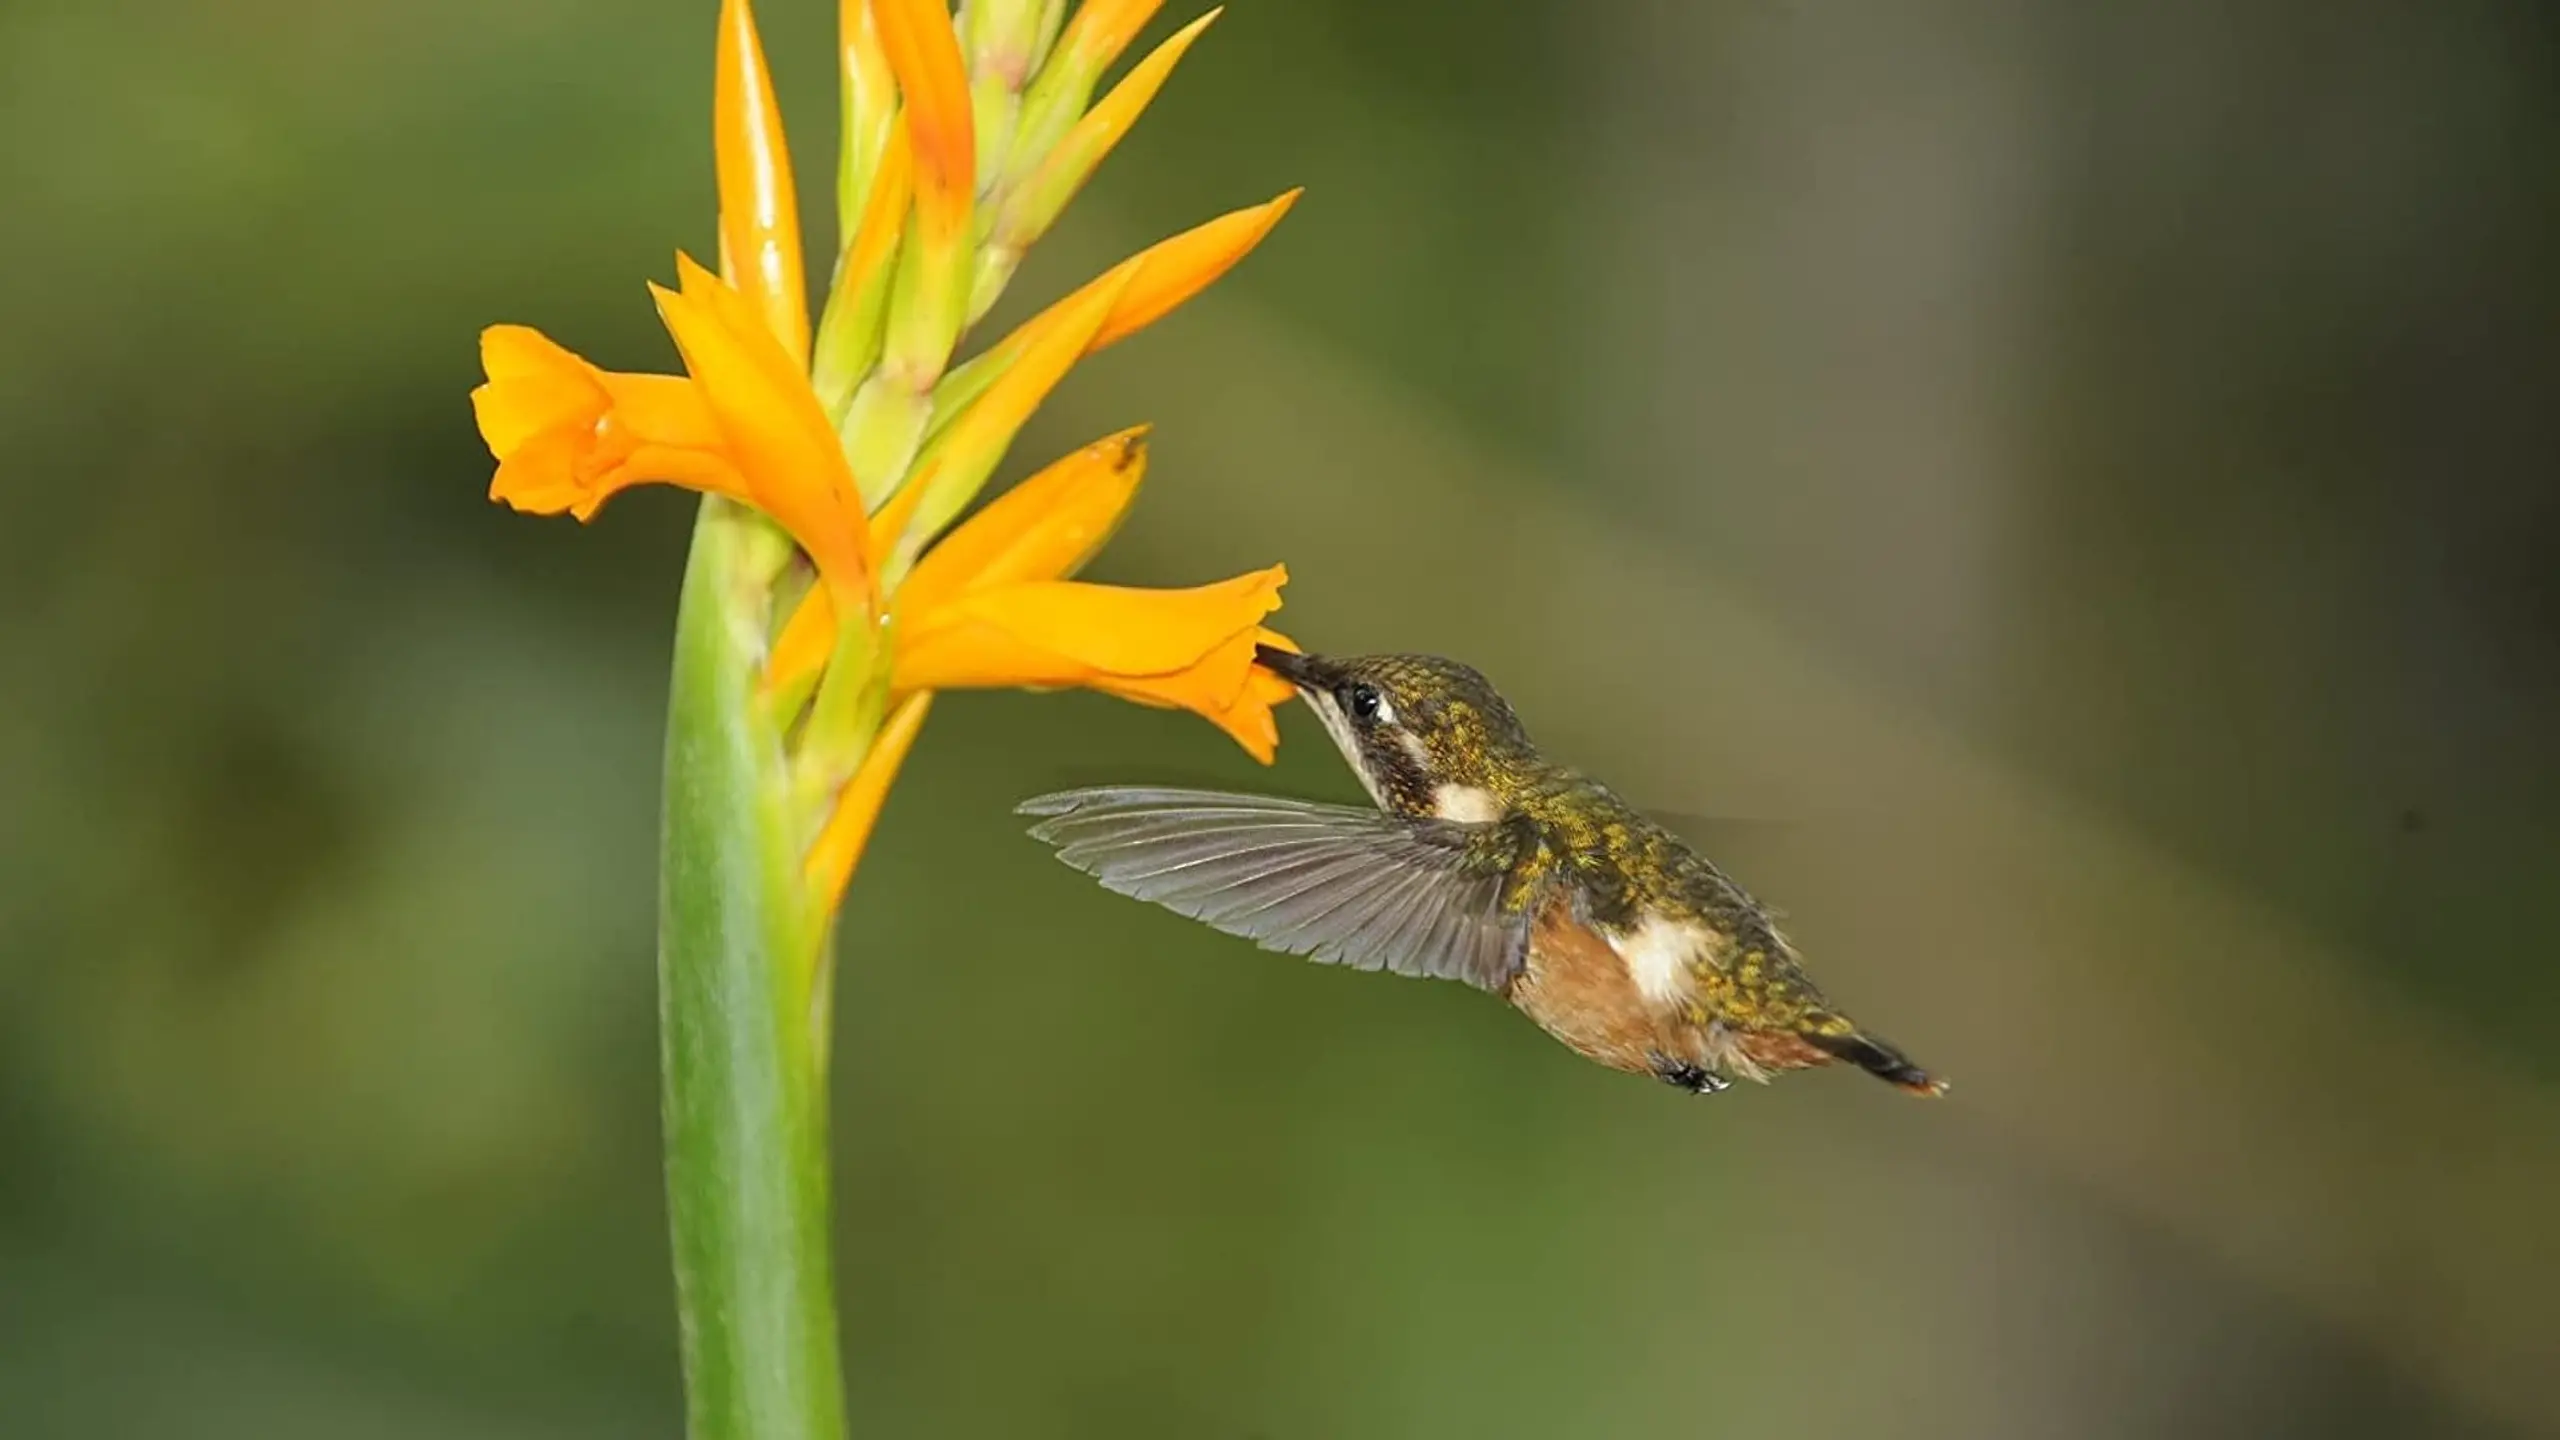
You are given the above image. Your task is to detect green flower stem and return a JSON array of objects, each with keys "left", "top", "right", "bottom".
[{"left": 659, "top": 493, "right": 847, "bottom": 1440}]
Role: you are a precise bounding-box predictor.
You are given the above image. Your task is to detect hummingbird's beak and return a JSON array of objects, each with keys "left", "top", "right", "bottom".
[{"left": 1252, "top": 643, "right": 1330, "bottom": 692}]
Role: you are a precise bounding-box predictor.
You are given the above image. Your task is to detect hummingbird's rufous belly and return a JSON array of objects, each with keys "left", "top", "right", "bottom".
[{"left": 1504, "top": 899, "right": 1837, "bottom": 1083}]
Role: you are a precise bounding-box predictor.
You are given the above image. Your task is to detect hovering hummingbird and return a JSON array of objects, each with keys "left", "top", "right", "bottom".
[{"left": 1018, "top": 647, "right": 1945, "bottom": 1098}]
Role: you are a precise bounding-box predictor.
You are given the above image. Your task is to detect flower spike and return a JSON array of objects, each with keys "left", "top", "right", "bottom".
[{"left": 467, "top": 4, "right": 1306, "bottom": 1431}]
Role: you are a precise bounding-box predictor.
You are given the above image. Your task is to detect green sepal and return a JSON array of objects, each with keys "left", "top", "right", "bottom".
[
  {"left": 961, "top": 0, "right": 1042, "bottom": 184},
  {"left": 838, "top": 371, "right": 935, "bottom": 512},
  {"left": 919, "top": 338, "right": 1013, "bottom": 451},
  {"left": 963, "top": 243, "right": 1028, "bottom": 327},
  {"left": 811, "top": 229, "right": 905, "bottom": 426},
  {"left": 1024, "top": 0, "right": 1070, "bottom": 79},
  {"left": 792, "top": 598, "right": 889, "bottom": 822},
  {"left": 1006, "top": 40, "right": 1100, "bottom": 202},
  {"left": 876, "top": 217, "right": 970, "bottom": 400}
]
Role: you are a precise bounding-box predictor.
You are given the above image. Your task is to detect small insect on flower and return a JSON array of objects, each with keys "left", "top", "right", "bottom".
[{"left": 1021, "top": 647, "right": 1949, "bottom": 1099}]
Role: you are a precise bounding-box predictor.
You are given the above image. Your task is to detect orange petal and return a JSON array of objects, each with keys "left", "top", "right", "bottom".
[
  {"left": 871, "top": 0, "right": 974, "bottom": 248},
  {"left": 473, "top": 325, "right": 749, "bottom": 520},
  {"left": 715, "top": 0, "right": 810, "bottom": 364},
  {"left": 1057, "top": 0, "right": 1165, "bottom": 74},
  {"left": 892, "top": 568, "right": 1288, "bottom": 762},
  {"left": 1098, "top": 633, "right": 1296, "bottom": 763},
  {"left": 895, "top": 566, "right": 1283, "bottom": 684},
  {"left": 475, "top": 325, "right": 602, "bottom": 453},
  {"left": 929, "top": 191, "right": 1298, "bottom": 435},
  {"left": 895, "top": 426, "right": 1148, "bottom": 619},
  {"left": 653, "top": 256, "right": 873, "bottom": 601},
  {"left": 804, "top": 689, "right": 935, "bottom": 913},
  {"left": 1091, "top": 187, "right": 1298, "bottom": 352}
]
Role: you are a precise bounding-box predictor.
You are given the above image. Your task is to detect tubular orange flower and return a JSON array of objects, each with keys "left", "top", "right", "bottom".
[
  {"left": 475, "top": 327, "right": 745, "bottom": 519},
  {"left": 892, "top": 567, "right": 1291, "bottom": 761}
]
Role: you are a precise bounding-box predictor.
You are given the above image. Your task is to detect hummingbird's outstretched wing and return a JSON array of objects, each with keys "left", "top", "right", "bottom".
[{"left": 1017, "top": 786, "right": 1532, "bottom": 992}]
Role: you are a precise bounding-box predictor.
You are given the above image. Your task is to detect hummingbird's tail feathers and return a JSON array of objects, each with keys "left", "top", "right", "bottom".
[{"left": 1808, "top": 1028, "right": 1948, "bottom": 1097}]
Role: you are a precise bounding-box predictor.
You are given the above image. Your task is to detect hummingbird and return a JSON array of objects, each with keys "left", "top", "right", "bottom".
[{"left": 1017, "top": 647, "right": 1945, "bottom": 1098}]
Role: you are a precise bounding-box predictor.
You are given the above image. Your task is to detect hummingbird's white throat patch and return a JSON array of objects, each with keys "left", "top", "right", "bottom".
[{"left": 1303, "top": 689, "right": 1390, "bottom": 810}]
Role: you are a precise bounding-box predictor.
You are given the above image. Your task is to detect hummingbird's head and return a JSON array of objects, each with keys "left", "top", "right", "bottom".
[{"left": 1253, "top": 646, "right": 1535, "bottom": 821}]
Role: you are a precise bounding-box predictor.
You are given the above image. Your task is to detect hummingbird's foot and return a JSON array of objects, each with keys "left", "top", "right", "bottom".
[{"left": 1653, "top": 1059, "right": 1730, "bottom": 1096}]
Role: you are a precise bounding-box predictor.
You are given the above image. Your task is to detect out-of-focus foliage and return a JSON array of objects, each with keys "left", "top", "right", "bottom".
[{"left": 2, "top": 1, "right": 2555, "bottom": 1436}]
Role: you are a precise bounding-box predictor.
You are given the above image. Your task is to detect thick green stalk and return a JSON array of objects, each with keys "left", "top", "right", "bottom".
[{"left": 658, "top": 494, "right": 845, "bottom": 1440}]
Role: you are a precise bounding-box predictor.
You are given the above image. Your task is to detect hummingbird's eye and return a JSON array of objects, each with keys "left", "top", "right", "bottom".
[{"left": 1346, "top": 683, "right": 1392, "bottom": 726}]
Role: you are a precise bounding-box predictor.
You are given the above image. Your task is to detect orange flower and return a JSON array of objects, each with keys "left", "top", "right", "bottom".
[
  {"left": 473, "top": 327, "right": 741, "bottom": 520},
  {"left": 477, "top": 255, "right": 875, "bottom": 616},
  {"left": 475, "top": 269, "right": 1291, "bottom": 746},
  {"left": 470, "top": 0, "right": 1298, "bottom": 910},
  {"left": 890, "top": 430, "right": 1294, "bottom": 761}
]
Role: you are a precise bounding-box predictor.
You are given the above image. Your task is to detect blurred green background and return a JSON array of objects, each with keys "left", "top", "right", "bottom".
[{"left": 4, "top": 0, "right": 2557, "bottom": 1435}]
